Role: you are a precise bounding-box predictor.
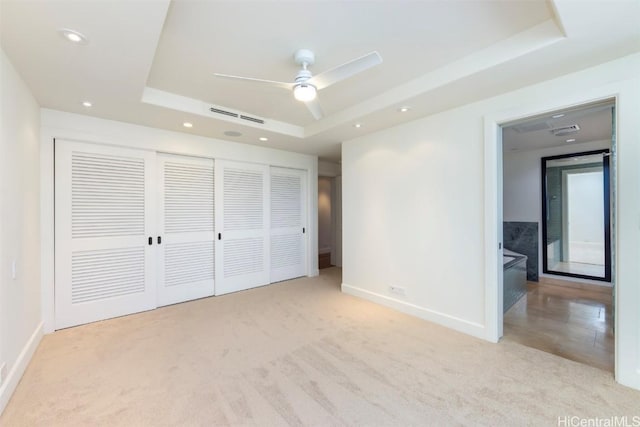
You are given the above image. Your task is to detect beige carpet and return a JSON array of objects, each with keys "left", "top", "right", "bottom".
[{"left": 2, "top": 268, "right": 639, "bottom": 426}]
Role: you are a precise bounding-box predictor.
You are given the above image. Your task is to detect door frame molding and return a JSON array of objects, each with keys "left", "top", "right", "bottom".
[{"left": 482, "top": 87, "right": 640, "bottom": 389}]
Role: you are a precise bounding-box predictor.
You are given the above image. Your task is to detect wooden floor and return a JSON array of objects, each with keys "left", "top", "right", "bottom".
[{"left": 503, "top": 280, "right": 614, "bottom": 372}]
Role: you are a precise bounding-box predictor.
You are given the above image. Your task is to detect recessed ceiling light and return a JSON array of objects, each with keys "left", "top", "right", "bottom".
[
  {"left": 59, "top": 28, "right": 88, "bottom": 44},
  {"left": 399, "top": 106, "right": 411, "bottom": 113},
  {"left": 354, "top": 123, "right": 362, "bottom": 128},
  {"left": 224, "top": 130, "right": 242, "bottom": 137},
  {"left": 566, "top": 138, "right": 576, "bottom": 143},
  {"left": 259, "top": 137, "right": 268, "bottom": 142},
  {"left": 552, "top": 114, "right": 565, "bottom": 119},
  {"left": 183, "top": 122, "right": 193, "bottom": 128},
  {"left": 82, "top": 101, "right": 92, "bottom": 108}
]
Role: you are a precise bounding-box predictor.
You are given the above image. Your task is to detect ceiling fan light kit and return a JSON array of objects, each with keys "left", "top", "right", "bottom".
[
  {"left": 293, "top": 84, "right": 317, "bottom": 102},
  {"left": 214, "top": 48, "right": 382, "bottom": 120}
]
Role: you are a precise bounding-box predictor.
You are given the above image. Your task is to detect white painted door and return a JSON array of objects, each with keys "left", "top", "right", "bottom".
[
  {"left": 157, "top": 154, "right": 215, "bottom": 306},
  {"left": 54, "top": 140, "right": 156, "bottom": 329},
  {"left": 270, "top": 167, "right": 307, "bottom": 282},
  {"left": 215, "top": 160, "right": 270, "bottom": 294}
]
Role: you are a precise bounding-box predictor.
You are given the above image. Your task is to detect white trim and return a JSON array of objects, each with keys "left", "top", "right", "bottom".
[
  {"left": 342, "top": 283, "right": 486, "bottom": 339},
  {"left": 0, "top": 322, "right": 43, "bottom": 415}
]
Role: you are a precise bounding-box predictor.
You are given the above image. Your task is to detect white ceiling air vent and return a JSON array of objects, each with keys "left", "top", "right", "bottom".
[
  {"left": 512, "top": 121, "right": 551, "bottom": 133},
  {"left": 240, "top": 115, "right": 265, "bottom": 125},
  {"left": 210, "top": 107, "right": 239, "bottom": 118},
  {"left": 209, "top": 107, "right": 265, "bottom": 125},
  {"left": 551, "top": 124, "right": 580, "bottom": 136}
]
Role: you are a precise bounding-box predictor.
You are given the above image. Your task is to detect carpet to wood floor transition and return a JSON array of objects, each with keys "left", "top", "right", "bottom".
[{"left": 2, "top": 267, "right": 639, "bottom": 426}]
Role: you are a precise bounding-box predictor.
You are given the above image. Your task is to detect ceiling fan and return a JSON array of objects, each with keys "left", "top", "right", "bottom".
[{"left": 214, "top": 49, "right": 383, "bottom": 120}]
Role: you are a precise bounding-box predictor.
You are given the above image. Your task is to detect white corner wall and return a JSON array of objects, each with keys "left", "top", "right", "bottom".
[
  {"left": 342, "top": 52, "right": 640, "bottom": 389},
  {"left": 503, "top": 139, "right": 611, "bottom": 280},
  {"left": 0, "top": 49, "right": 43, "bottom": 414},
  {"left": 39, "top": 109, "right": 319, "bottom": 335}
]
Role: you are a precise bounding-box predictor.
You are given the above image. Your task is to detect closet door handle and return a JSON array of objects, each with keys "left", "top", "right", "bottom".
[
  {"left": 218, "top": 233, "right": 222, "bottom": 240},
  {"left": 302, "top": 227, "right": 305, "bottom": 234},
  {"left": 148, "top": 237, "right": 153, "bottom": 245},
  {"left": 157, "top": 236, "right": 162, "bottom": 245}
]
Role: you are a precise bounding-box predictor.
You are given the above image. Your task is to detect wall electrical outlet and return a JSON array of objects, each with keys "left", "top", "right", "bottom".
[
  {"left": 11, "top": 260, "right": 17, "bottom": 280},
  {"left": 389, "top": 285, "right": 406, "bottom": 296},
  {"left": 0, "top": 362, "right": 7, "bottom": 386}
]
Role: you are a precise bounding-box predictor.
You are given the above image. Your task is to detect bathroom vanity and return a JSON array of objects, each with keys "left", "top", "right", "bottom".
[{"left": 503, "top": 249, "right": 528, "bottom": 313}]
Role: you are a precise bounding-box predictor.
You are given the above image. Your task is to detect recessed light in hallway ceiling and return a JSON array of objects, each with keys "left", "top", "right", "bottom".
[{"left": 59, "top": 28, "right": 88, "bottom": 44}]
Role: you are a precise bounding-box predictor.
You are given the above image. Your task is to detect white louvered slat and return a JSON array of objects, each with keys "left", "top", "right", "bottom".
[
  {"left": 157, "top": 154, "right": 215, "bottom": 306},
  {"left": 271, "top": 174, "right": 302, "bottom": 229},
  {"left": 223, "top": 238, "right": 264, "bottom": 278},
  {"left": 271, "top": 234, "right": 302, "bottom": 269},
  {"left": 270, "top": 167, "right": 306, "bottom": 283},
  {"left": 71, "top": 247, "right": 145, "bottom": 303},
  {"left": 223, "top": 168, "right": 263, "bottom": 230},
  {"left": 164, "top": 160, "right": 214, "bottom": 233},
  {"left": 71, "top": 152, "right": 145, "bottom": 238},
  {"left": 164, "top": 242, "right": 214, "bottom": 287}
]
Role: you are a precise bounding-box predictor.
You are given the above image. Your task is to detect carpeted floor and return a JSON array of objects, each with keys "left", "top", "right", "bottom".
[{"left": 2, "top": 267, "right": 639, "bottom": 426}]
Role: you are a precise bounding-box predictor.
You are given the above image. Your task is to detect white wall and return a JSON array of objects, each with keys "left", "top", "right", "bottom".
[
  {"left": 40, "top": 109, "right": 319, "bottom": 334},
  {"left": 342, "top": 53, "right": 640, "bottom": 389},
  {"left": 502, "top": 139, "right": 610, "bottom": 278},
  {"left": 0, "top": 49, "right": 43, "bottom": 414},
  {"left": 318, "top": 177, "right": 332, "bottom": 254}
]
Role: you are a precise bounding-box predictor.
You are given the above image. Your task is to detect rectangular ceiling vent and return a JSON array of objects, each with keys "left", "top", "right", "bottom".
[
  {"left": 210, "top": 107, "right": 239, "bottom": 118},
  {"left": 240, "top": 115, "right": 265, "bottom": 125},
  {"left": 550, "top": 124, "right": 580, "bottom": 136},
  {"left": 512, "top": 121, "right": 551, "bottom": 133}
]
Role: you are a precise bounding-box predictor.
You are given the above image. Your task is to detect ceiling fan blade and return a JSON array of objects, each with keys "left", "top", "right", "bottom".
[
  {"left": 305, "top": 97, "right": 324, "bottom": 120},
  {"left": 307, "top": 51, "right": 382, "bottom": 91},
  {"left": 213, "top": 73, "right": 294, "bottom": 90}
]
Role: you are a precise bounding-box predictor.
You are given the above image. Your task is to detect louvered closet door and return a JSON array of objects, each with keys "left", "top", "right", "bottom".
[
  {"left": 54, "top": 140, "right": 156, "bottom": 329},
  {"left": 215, "top": 160, "right": 270, "bottom": 295},
  {"left": 157, "top": 154, "right": 215, "bottom": 306},
  {"left": 270, "top": 167, "right": 307, "bottom": 282}
]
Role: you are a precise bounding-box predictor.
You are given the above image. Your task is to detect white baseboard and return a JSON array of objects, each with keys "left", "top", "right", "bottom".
[
  {"left": 0, "top": 321, "right": 44, "bottom": 415},
  {"left": 341, "top": 283, "right": 486, "bottom": 340}
]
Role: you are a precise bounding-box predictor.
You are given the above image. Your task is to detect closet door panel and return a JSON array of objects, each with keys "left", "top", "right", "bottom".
[
  {"left": 54, "top": 140, "right": 156, "bottom": 329},
  {"left": 270, "top": 167, "right": 307, "bottom": 282},
  {"left": 215, "top": 160, "right": 270, "bottom": 294},
  {"left": 157, "top": 154, "right": 215, "bottom": 306}
]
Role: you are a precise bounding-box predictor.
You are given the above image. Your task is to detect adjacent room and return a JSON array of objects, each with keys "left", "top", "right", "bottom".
[
  {"left": 1, "top": 0, "right": 639, "bottom": 425},
  {"left": 501, "top": 101, "right": 615, "bottom": 372}
]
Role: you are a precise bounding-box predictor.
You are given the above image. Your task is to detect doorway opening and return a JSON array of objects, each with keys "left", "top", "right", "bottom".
[
  {"left": 499, "top": 99, "right": 615, "bottom": 372},
  {"left": 317, "top": 163, "right": 342, "bottom": 271}
]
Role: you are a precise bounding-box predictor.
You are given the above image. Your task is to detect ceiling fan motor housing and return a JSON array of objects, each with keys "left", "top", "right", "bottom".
[
  {"left": 294, "top": 49, "right": 315, "bottom": 67},
  {"left": 295, "top": 69, "right": 313, "bottom": 84}
]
